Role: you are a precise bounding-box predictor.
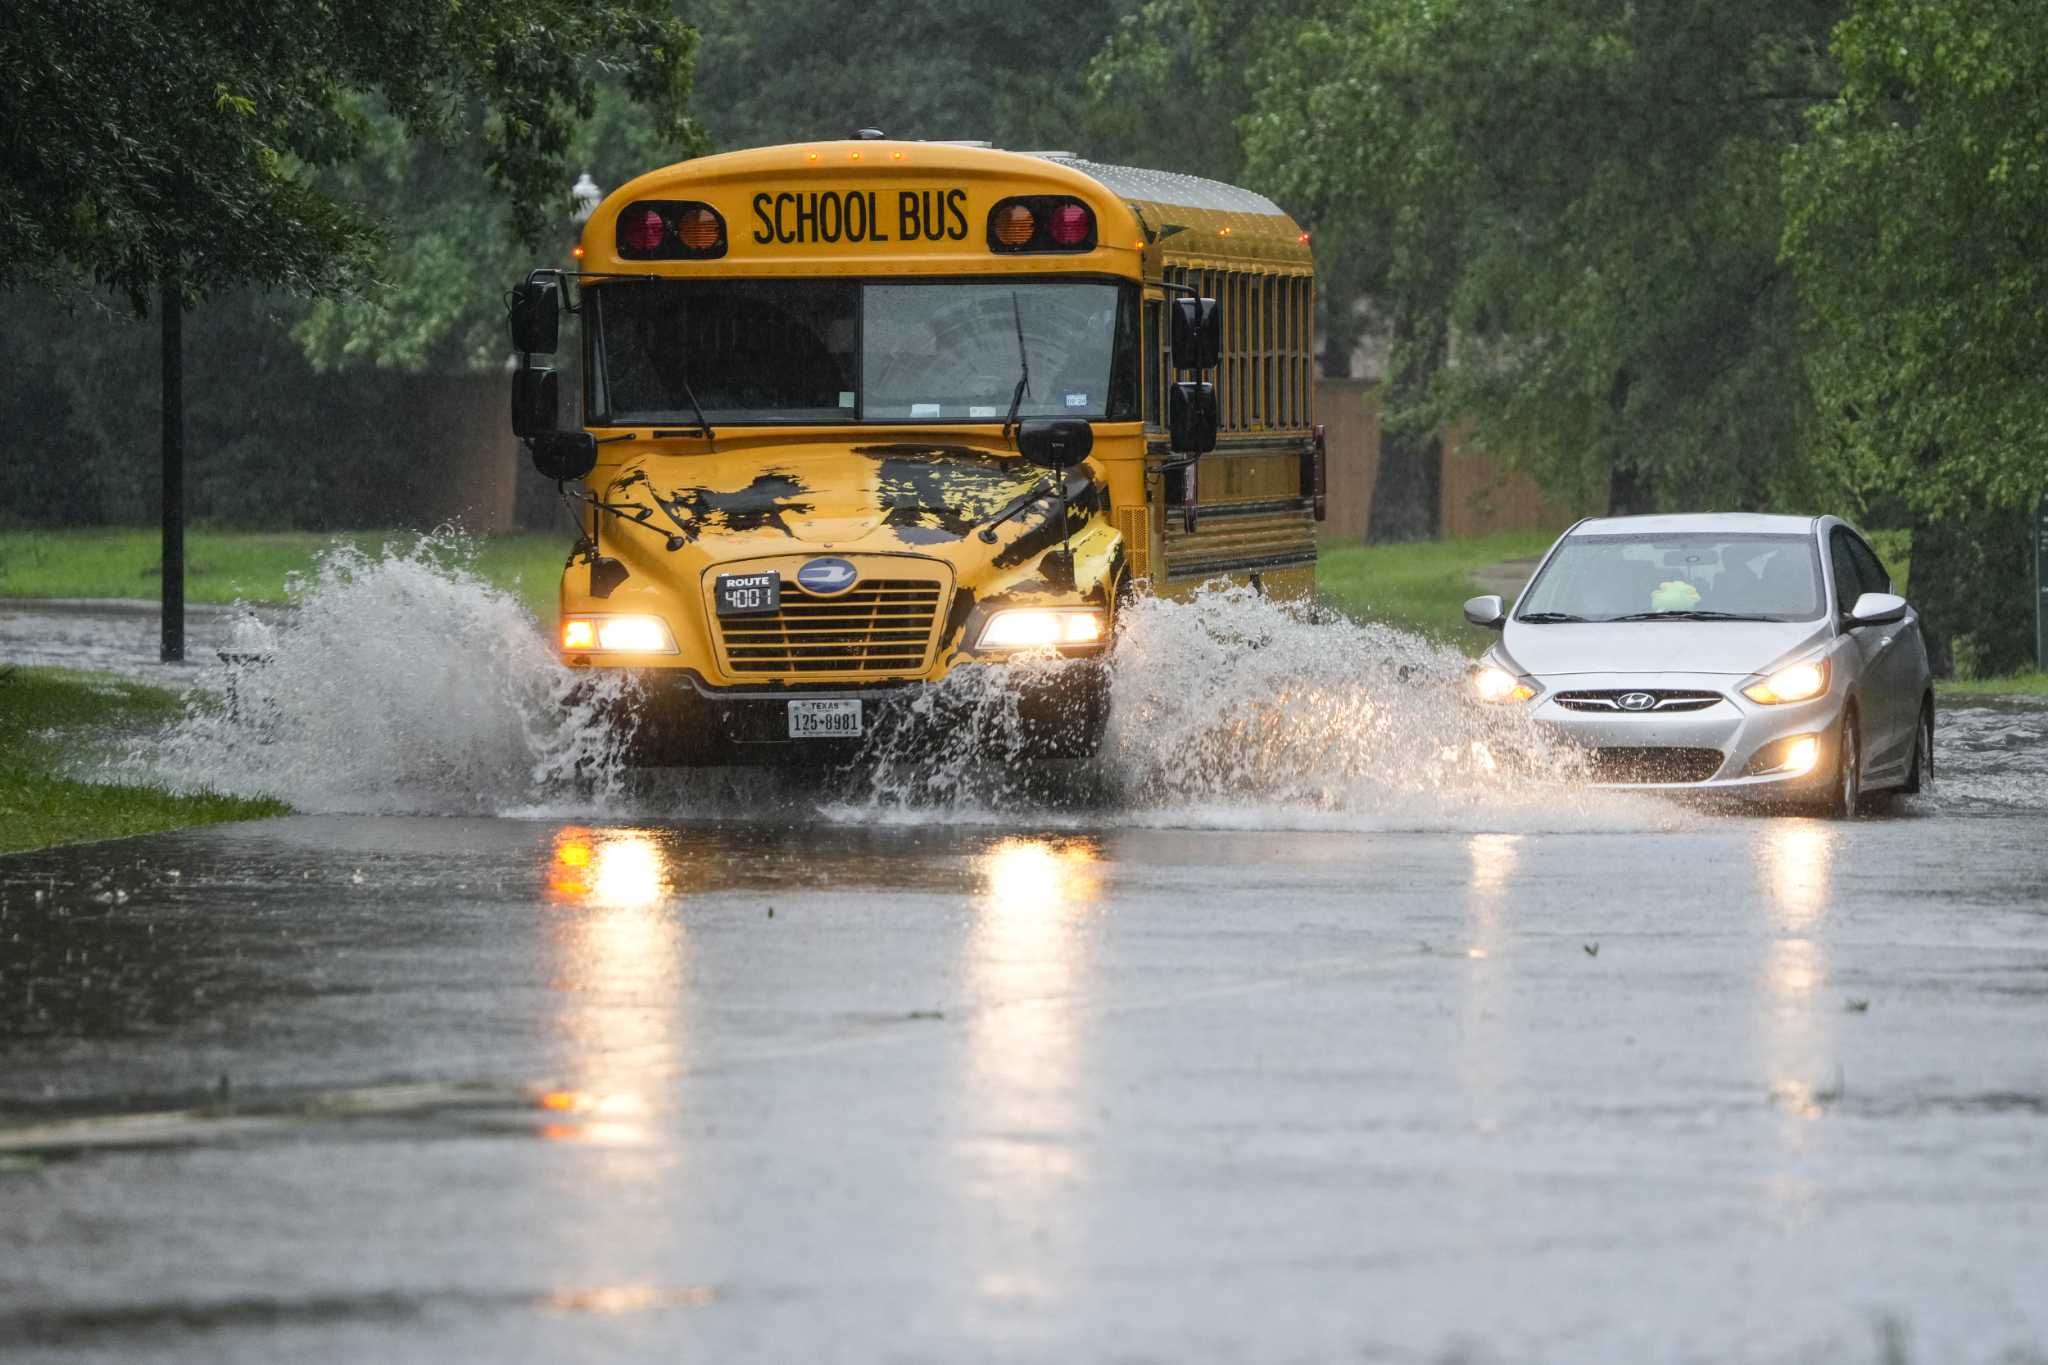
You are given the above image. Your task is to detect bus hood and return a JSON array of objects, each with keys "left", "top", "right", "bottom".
[{"left": 596, "top": 442, "right": 1057, "bottom": 552}]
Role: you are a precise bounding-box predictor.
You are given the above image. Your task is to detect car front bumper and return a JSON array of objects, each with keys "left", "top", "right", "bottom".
[{"left": 1522, "top": 672, "right": 1843, "bottom": 801}]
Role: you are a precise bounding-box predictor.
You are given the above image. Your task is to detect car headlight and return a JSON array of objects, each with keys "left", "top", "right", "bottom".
[
  {"left": 1471, "top": 664, "right": 1535, "bottom": 703},
  {"left": 975, "top": 608, "right": 1105, "bottom": 650},
  {"left": 561, "top": 614, "right": 678, "bottom": 653},
  {"left": 1743, "top": 658, "right": 1829, "bottom": 704}
]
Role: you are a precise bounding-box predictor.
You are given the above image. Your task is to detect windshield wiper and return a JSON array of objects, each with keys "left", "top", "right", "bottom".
[
  {"left": 1000, "top": 290, "right": 1030, "bottom": 448},
  {"left": 1609, "top": 610, "right": 1774, "bottom": 622},
  {"left": 1517, "top": 611, "right": 1590, "bottom": 623},
  {"left": 672, "top": 371, "right": 716, "bottom": 449}
]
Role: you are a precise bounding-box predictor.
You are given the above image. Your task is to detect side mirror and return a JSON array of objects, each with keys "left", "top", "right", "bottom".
[
  {"left": 1168, "top": 381, "right": 1218, "bottom": 455},
  {"left": 1170, "top": 296, "right": 1221, "bottom": 371},
  {"left": 1848, "top": 591, "right": 1908, "bottom": 627},
  {"left": 528, "top": 431, "right": 597, "bottom": 482},
  {"left": 509, "top": 278, "right": 561, "bottom": 355},
  {"left": 1463, "top": 594, "right": 1506, "bottom": 629},
  {"left": 1016, "top": 418, "right": 1094, "bottom": 469},
  {"left": 511, "top": 366, "right": 558, "bottom": 438}
]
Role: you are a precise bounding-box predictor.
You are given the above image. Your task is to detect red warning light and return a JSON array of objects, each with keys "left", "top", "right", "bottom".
[
  {"left": 1047, "top": 202, "right": 1092, "bottom": 247},
  {"left": 621, "top": 207, "right": 666, "bottom": 253}
]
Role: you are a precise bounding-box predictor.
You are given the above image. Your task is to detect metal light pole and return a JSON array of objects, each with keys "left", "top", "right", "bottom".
[{"left": 160, "top": 274, "right": 184, "bottom": 664}]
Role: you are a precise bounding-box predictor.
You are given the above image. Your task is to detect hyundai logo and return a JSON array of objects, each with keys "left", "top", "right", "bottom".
[
  {"left": 795, "top": 557, "right": 859, "bottom": 596},
  {"left": 1619, "top": 691, "right": 1657, "bottom": 711}
]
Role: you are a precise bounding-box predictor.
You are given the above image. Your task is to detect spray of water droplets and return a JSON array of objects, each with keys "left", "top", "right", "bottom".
[
  {"left": 850, "top": 583, "right": 1682, "bottom": 832},
  {"left": 118, "top": 539, "right": 1684, "bottom": 831},
  {"left": 123, "top": 535, "right": 637, "bottom": 815}
]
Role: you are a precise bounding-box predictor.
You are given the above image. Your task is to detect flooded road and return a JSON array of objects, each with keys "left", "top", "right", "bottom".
[
  {"left": 4, "top": 761, "right": 2046, "bottom": 1362},
  {"left": 6, "top": 548, "right": 2047, "bottom": 1360}
]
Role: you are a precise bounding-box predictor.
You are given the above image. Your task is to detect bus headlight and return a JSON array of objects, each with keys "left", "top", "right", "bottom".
[
  {"left": 561, "top": 615, "right": 678, "bottom": 653},
  {"left": 976, "top": 609, "right": 1105, "bottom": 650}
]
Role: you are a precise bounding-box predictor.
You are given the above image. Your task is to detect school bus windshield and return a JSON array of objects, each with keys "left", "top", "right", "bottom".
[{"left": 587, "top": 279, "right": 1140, "bottom": 426}]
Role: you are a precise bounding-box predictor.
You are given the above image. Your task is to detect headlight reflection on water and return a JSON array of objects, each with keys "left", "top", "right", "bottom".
[
  {"left": 965, "top": 836, "right": 1104, "bottom": 1188},
  {"left": 539, "top": 828, "right": 685, "bottom": 1146}
]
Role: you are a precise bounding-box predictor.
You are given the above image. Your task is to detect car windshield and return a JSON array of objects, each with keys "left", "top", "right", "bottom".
[
  {"left": 1517, "top": 532, "right": 1825, "bottom": 622},
  {"left": 586, "top": 279, "right": 1140, "bottom": 425}
]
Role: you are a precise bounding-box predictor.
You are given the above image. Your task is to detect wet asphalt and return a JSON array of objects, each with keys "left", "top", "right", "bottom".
[{"left": 4, "top": 709, "right": 2048, "bottom": 1363}]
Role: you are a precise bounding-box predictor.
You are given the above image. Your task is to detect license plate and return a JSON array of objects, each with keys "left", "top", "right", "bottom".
[
  {"left": 715, "top": 571, "right": 780, "bottom": 617},
  {"left": 787, "top": 698, "right": 862, "bottom": 738}
]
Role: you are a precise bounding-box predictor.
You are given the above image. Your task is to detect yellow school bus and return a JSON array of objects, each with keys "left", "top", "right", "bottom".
[{"left": 507, "top": 136, "right": 1320, "bottom": 762}]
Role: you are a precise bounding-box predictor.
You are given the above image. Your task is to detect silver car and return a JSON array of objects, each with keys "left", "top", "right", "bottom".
[{"left": 1462, "top": 513, "right": 1933, "bottom": 814}]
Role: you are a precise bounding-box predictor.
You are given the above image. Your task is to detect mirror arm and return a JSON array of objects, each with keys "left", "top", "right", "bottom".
[{"left": 976, "top": 476, "right": 1059, "bottom": 543}]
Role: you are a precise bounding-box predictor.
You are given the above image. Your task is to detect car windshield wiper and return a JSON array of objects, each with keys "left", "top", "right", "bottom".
[
  {"left": 1516, "top": 611, "right": 1590, "bottom": 623},
  {"left": 1609, "top": 610, "right": 1774, "bottom": 622}
]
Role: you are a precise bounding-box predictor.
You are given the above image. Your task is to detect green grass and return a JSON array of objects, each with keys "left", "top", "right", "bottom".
[
  {"left": 1317, "top": 529, "right": 1557, "bottom": 652},
  {"left": 0, "top": 666, "right": 286, "bottom": 853},
  {"left": 0, "top": 527, "right": 568, "bottom": 622},
  {"left": 1936, "top": 671, "right": 2048, "bottom": 698}
]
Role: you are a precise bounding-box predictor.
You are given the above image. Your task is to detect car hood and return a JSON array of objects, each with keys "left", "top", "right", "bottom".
[{"left": 1500, "top": 619, "right": 1829, "bottom": 678}]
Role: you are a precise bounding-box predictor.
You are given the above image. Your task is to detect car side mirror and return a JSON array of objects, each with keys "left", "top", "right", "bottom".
[
  {"left": 1170, "top": 296, "right": 1221, "bottom": 371},
  {"left": 509, "top": 278, "right": 561, "bottom": 355},
  {"left": 1848, "top": 591, "right": 1907, "bottom": 627},
  {"left": 1463, "top": 594, "right": 1506, "bottom": 629},
  {"left": 1168, "top": 381, "right": 1218, "bottom": 455},
  {"left": 1016, "top": 418, "right": 1094, "bottom": 469},
  {"left": 528, "top": 431, "right": 597, "bottom": 482}
]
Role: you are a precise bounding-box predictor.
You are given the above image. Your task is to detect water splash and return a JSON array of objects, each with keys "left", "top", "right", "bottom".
[
  {"left": 853, "top": 584, "right": 1682, "bottom": 833},
  {"left": 118, "top": 542, "right": 1688, "bottom": 831},
  {"left": 126, "top": 535, "right": 636, "bottom": 815}
]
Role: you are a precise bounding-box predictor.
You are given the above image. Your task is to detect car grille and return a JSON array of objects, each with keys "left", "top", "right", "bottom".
[
  {"left": 1585, "top": 747, "right": 1726, "bottom": 784},
  {"left": 717, "top": 580, "right": 943, "bottom": 675},
  {"left": 1554, "top": 689, "right": 1724, "bottom": 713}
]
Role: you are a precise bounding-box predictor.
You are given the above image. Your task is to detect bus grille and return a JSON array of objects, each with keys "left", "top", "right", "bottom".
[{"left": 718, "top": 581, "right": 943, "bottom": 675}]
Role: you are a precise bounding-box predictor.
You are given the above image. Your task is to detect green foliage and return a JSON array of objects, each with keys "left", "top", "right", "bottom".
[
  {"left": 1783, "top": 0, "right": 2048, "bottom": 518},
  {"left": 1245, "top": 0, "right": 1843, "bottom": 513},
  {"left": 0, "top": 667, "right": 286, "bottom": 852},
  {"left": 0, "top": 0, "right": 696, "bottom": 314},
  {"left": 689, "top": 0, "right": 1130, "bottom": 153},
  {"left": 295, "top": 88, "right": 704, "bottom": 372}
]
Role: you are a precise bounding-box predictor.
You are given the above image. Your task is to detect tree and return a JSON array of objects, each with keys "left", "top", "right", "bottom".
[
  {"left": 1, "top": 0, "right": 694, "bottom": 655},
  {"left": 1784, "top": 0, "right": 2048, "bottom": 674},
  {"left": 1243, "top": 0, "right": 1846, "bottom": 531}
]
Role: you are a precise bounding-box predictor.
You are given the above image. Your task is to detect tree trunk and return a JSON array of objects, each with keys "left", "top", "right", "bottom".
[
  {"left": 160, "top": 276, "right": 185, "bottom": 664},
  {"left": 1608, "top": 463, "right": 1657, "bottom": 516},
  {"left": 1907, "top": 500, "right": 2033, "bottom": 680},
  {"left": 1366, "top": 297, "right": 1444, "bottom": 543}
]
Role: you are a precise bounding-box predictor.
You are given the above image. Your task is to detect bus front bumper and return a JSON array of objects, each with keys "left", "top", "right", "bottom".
[{"left": 582, "top": 665, "right": 1109, "bottom": 766}]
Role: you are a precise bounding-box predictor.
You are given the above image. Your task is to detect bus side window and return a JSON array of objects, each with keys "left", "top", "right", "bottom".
[{"left": 1145, "top": 298, "right": 1162, "bottom": 429}]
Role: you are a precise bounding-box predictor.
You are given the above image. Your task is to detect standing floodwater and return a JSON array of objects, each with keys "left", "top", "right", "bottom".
[{"left": 107, "top": 537, "right": 2048, "bottom": 829}]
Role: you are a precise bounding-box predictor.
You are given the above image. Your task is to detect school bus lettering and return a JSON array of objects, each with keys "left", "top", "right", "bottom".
[
  {"left": 752, "top": 190, "right": 893, "bottom": 245},
  {"left": 896, "top": 188, "right": 969, "bottom": 243},
  {"left": 749, "top": 188, "right": 968, "bottom": 246}
]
